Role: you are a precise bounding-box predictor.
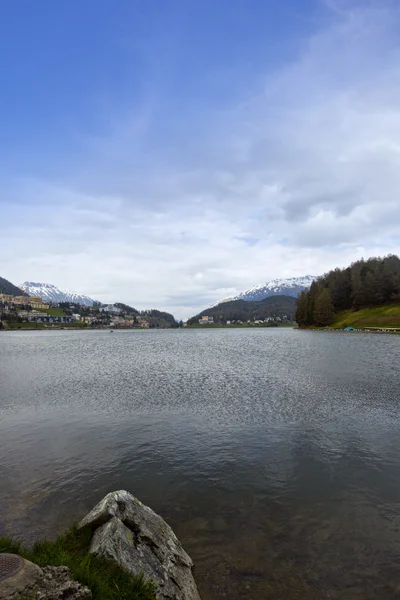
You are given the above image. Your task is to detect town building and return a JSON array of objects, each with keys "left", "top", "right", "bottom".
[
  {"left": 11, "top": 296, "right": 29, "bottom": 305},
  {"left": 110, "top": 317, "right": 135, "bottom": 328},
  {"left": 30, "top": 301, "right": 50, "bottom": 309},
  {"left": 28, "top": 314, "right": 74, "bottom": 323},
  {"left": 99, "top": 305, "right": 122, "bottom": 315},
  {"left": 199, "top": 316, "right": 214, "bottom": 325}
]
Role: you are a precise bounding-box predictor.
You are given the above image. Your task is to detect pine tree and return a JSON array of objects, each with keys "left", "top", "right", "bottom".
[
  {"left": 313, "top": 288, "right": 335, "bottom": 326},
  {"left": 296, "top": 291, "right": 309, "bottom": 327},
  {"left": 329, "top": 268, "right": 352, "bottom": 311}
]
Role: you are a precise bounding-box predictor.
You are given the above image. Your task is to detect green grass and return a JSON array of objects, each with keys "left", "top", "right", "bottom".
[
  {"left": 0, "top": 526, "right": 157, "bottom": 600},
  {"left": 5, "top": 322, "right": 45, "bottom": 329},
  {"left": 4, "top": 321, "right": 88, "bottom": 330},
  {"left": 332, "top": 303, "right": 400, "bottom": 329},
  {"left": 35, "top": 307, "right": 65, "bottom": 316},
  {"left": 55, "top": 322, "right": 88, "bottom": 328}
]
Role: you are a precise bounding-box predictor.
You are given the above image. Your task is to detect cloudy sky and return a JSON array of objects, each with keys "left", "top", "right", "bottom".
[{"left": 2, "top": 0, "right": 400, "bottom": 319}]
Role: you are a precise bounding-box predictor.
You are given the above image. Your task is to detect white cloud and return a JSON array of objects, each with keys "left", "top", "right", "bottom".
[{"left": 2, "top": 1, "right": 400, "bottom": 319}]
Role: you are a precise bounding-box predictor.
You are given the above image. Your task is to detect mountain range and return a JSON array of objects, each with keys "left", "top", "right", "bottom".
[
  {"left": 214, "top": 275, "right": 317, "bottom": 305},
  {"left": 20, "top": 282, "right": 97, "bottom": 306},
  {"left": 2, "top": 274, "right": 317, "bottom": 318}
]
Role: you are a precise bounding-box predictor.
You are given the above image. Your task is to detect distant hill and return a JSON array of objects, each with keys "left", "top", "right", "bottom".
[
  {"left": 114, "top": 303, "right": 139, "bottom": 315},
  {"left": 113, "top": 304, "right": 177, "bottom": 327},
  {"left": 142, "top": 309, "right": 178, "bottom": 328},
  {"left": 20, "top": 282, "right": 97, "bottom": 306},
  {"left": 188, "top": 295, "right": 297, "bottom": 325},
  {"left": 0, "top": 276, "right": 26, "bottom": 296},
  {"left": 215, "top": 275, "right": 317, "bottom": 305}
]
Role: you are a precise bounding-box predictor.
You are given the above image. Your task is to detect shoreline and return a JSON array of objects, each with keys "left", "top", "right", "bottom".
[
  {"left": 298, "top": 327, "right": 400, "bottom": 334},
  {"left": 2, "top": 325, "right": 399, "bottom": 334}
]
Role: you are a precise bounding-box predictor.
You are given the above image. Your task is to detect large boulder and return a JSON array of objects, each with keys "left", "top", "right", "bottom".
[{"left": 78, "top": 490, "right": 201, "bottom": 600}]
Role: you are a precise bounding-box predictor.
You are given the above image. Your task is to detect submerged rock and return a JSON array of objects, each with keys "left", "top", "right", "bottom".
[{"left": 78, "top": 490, "right": 201, "bottom": 600}]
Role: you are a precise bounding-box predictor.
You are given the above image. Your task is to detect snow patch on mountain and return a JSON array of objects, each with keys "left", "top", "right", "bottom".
[
  {"left": 214, "top": 275, "right": 318, "bottom": 305},
  {"left": 20, "top": 282, "right": 97, "bottom": 306}
]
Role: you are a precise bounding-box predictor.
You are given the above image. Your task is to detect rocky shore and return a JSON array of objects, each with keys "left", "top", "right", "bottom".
[{"left": 0, "top": 490, "right": 201, "bottom": 600}]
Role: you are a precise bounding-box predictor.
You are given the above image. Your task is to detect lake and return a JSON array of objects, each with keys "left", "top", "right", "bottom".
[{"left": 1, "top": 328, "right": 400, "bottom": 599}]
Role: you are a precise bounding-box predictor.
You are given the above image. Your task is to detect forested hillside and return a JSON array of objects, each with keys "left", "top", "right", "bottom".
[
  {"left": 188, "top": 295, "right": 297, "bottom": 325},
  {"left": 114, "top": 303, "right": 139, "bottom": 315},
  {"left": 0, "top": 276, "right": 25, "bottom": 296},
  {"left": 296, "top": 255, "right": 400, "bottom": 327},
  {"left": 141, "top": 309, "right": 178, "bottom": 328}
]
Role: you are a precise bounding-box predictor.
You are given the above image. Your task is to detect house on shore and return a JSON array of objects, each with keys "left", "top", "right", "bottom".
[{"left": 199, "top": 315, "right": 214, "bottom": 325}]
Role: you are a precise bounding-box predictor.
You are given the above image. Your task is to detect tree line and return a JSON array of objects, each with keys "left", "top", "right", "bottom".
[{"left": 296, "top": 254, "right": 400, "bottom": 327}]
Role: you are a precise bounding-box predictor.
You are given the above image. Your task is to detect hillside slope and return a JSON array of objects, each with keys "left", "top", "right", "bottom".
[
  {"left": 332, "top": 304, "right": 400, "bottom": 329},
  {"left": 142, "top": 309, "right": 177, "bottom": 328},
  {"left": 0, "top": 276, "right": 25, "bottom": 296},
  {"left": 188, "top": 295, "right": 297, "bottom": 325}
]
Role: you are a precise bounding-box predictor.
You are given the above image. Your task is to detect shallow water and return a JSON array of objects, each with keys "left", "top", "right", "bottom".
[{"left": 1, "top": 328, "right": 400, "bottom": 599}]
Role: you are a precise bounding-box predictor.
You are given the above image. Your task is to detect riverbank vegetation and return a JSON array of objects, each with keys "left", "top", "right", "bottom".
[
  {"left": 3, "top": 321, "right": 89, "bottom": 330},
  {"left": 0, "top": 526, "right": 156, "bottom": 600},
  {"left": 296, "top": 255, "right": 400, "bottom": 327}
]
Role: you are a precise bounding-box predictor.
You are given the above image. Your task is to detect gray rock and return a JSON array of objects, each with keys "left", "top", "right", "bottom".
[
  {"left": 78, "top": 490, "right": 201, "bottom": 600},
  {"left": 0, "top": 562, "right": 91, "bottom": 600},
  {"left": 0, "top": 556, "right": 41, "bottom": 599},
  {"left": 34, "top": 566, "right": 92, "bottom": 600}
]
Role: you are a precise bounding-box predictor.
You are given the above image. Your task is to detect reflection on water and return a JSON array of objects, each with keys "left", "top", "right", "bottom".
[{"left": 1, "top": 329, "right": 400, "bottom": 599}]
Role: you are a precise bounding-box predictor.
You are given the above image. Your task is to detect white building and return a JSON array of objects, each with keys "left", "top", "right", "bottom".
[{"left": 99, "top": 305, "right": 122, "bottom": 315}]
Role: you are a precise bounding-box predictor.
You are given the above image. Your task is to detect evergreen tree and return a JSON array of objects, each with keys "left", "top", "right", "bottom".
[
  {"left": 295, "top": 291, "right": 309, "bottom": 327},
  {"left": 328, "top": 268, "right": 352, "bottom": 311},
  {"left": 351, "top": 263, "right": 366, "bottom": 310},
  {"left": 313, "top": 288, "right": 335, "bottom": 326}
]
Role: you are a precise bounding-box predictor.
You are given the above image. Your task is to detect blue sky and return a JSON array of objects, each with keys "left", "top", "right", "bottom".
[{"left": 2, "top": 0, "right": 400, "bottom": 318}]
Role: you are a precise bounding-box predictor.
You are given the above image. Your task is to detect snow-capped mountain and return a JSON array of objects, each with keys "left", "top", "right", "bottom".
[
  {"left": 20, "top": 282, "right": 97, "bottom": 306},
  {"left": 215, "top": 275, "right": 318, "bottom": 305}
]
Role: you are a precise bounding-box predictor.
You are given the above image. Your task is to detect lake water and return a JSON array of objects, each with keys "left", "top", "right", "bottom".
[{"left": 1, "top": 328, "right": 400, "bottom": 599}]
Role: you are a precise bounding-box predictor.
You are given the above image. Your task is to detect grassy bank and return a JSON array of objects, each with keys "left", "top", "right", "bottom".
[
  {"left": 331, "top": 303, "right": 400, "bottom": 329},
  {"left": 35, "top": 307, "right": 66, "bottom": 316},
  {"left": 3, "top": 322, "right": 89, "bottom": 330},
  {"left": 5, "top": 322, "right": 45, "bottom": 329},
  {"left": 0, "top": 526, "right": 156, "bottom": 600}
]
